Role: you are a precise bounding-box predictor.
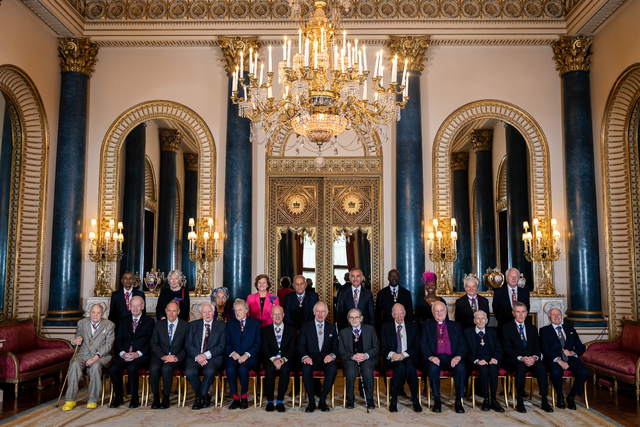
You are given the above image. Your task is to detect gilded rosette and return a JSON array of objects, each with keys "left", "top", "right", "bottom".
[
  {"left": 218, "top": 36, "right": 261, "bottom": 73},
  {"left": 470, "top": 129, "right": 493, "bottom": 151},
  {"left": 551, "top": 35, "right": 593, "bottom": 76},
  {"left": 386, "top": 36, "right": 430, "bottom": 72},
  {"left": 57, "top": 37, "right": 99, "bottom": 77}
]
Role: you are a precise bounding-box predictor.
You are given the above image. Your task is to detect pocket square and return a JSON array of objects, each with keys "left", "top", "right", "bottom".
[{"left": 329, "top": 334, "right": 333, "bottom": 337}]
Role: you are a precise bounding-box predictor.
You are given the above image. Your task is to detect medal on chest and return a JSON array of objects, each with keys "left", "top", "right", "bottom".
[
  {"left": 480, "top": 338, "right": 485, "bottom": 346},
  {"left": 438, "top": 326, "right": 444, "bottom": 344}
]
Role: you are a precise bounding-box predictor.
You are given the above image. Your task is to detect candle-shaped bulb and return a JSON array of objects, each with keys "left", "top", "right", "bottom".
[
  {"left": 91, "top": 218, "right": 97, "bottom": 228},
  {"left": 553, "top": 229, "right": 560, "bottom": 239},
  {"left": 533, "top": 218, "right": 539, "bottom": 227},
  {"left": 89, "top": 231, "right": 95, "bottom": 241},
  {"left": 105, "top": 231, "right": 111, "bottom": 240},
  {"left": 451, "top": 231, "right": 457, "bottom": 240},
  {"left": 208, "top": 217, "right": 214, "bottom": 227},
  {"left": 109, "top": 219, "right": 115, "bottom": 227},
  {"left": 119, "top": 234, "right": 124, "bottom": 242},
  {"left": 214, "top": 231, "right": 220, "bottom": 240},
  {"left": 118, "top": 222, "right": 123, "bottom": 230},
  {"left": 451, "top": 218, "right": 456, "bottom": 227},
  {"left": 113, "top": 232, "right": 118, "bottom": 241},
  {"left": 551, "top": 218, "right": 557, "bottom": 227},
  {"left": 204, "top": 232, "right": 209, "bottom": 241},
  {"left": 433, "top": 219, "right": 438, "bottom": 228},
  {"left": 428, "top": 232, "right": 434, "bottom": 240},
  {"left": 189, "top": 218, "right": 195, "bottom": 227},
  {"left": 522, "top": 232, "right": 527, "bottom": 241},
  {"left": 436, "top": 230, "right": 443, "bottom": 240},
  {"left": 536, "top": 230, "right": 542, "bottom": 239},
  {"left": 523, "top": 221, "right": 529, "bottom": 229}
]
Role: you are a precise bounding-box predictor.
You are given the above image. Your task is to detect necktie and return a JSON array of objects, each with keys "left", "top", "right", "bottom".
[
  {"left": 511, "top": 289, "right": 517, "bottom": 307},
  {"left": 91, "top": 322, "right": 99, "bottom": 338},
  {"left": 129, "top": 318, "right": 138, "bottom": 352},
  {"left": 478, "top": 331, "right": 484, "bottom": 338},
  {"left": 125, "top": 292, "right": 130, "bottom": 311},
  {"left": 354, "top": 328, "right": 360, "bottom": 342},
  {"left": 471, "top": 297, "right": 477, "bottom": 313},
  {"left": 169, "top": 323, "right": 174, "bottom": 344},
  {"left": 518, "top": 323, "right": 527, "bottom": 348},
  {"left": 353, "top": 288, "right": 359, "bottom": 306},
  {"left": 317, "top": 323, "right": 324, "bottom": 350},
  {"left": 241, "top": 319, "right": 246, "bottom": 332},
  {"left": 276, "top": 326, "right": 282, "bottom": 357},
  {"left": 203, "top": 323, "right": 210, "bottom": 352},
  {"left": 392, "top": 287, "right": 397, "bottom": 302},
  {"left": 396, "top": 325, "right": 403, "bottom": 353},
  {"left": 556, "top": 326, "right": 569, "bottom": 361}
]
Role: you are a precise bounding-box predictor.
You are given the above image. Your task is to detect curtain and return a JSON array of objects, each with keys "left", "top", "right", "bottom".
[
  {"left": 355, "top": 230, "right": 371, "bottom": 283},
  {"left": 279, "top": 231, "right": 295, "bottom": 282},
  {"left": 346, "top": 235, "right": 356, "bottom": 272}
]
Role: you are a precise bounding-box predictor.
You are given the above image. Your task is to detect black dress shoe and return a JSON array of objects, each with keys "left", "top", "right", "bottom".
[
  {"left": 516, "top": 399, "right": 526, "bottom": 413},
  {"left": 413, "top": 402, "right": 422, "bottom": 413},
  {"left": 556, "top": 394, "right": 566, "bottom": 409},
  {"left": 319, "top": 400, "right": 330, "bottom": 412},
  {"left": 522, "top": 391, "right": 530, "bottom": 398},
  {"left": 276, "top": 403, "right": 286, "bottom": 412},
  {"left": 345, "top": 399, "right": 355, "bottom": 409},
  {"left": 389, "top": 402, "right": 398, "bottom": 412},
  {"left": 432, "top": 397, "right": 442, "bottom": 413},
  {"left": 455, "top": 399, "right": 465, "bottom": 414},
  {"left": 229, "top": 399, "right": 241, "bottom": 410},
  {"left": 161, "top": 398, "right": 170, "bottom": 409},
  {"left": 192, "top": 396, "right": 203, "bottom": 410},
  {"left": 110, "top": 395, "right": 124, "bottom": 408},
  {"left": 366, "top": 400, "right": 375, "bottom": 409},
  {"left": 151, "top": 398, "right": 161, "bottom": 409},
  {"left": 266, "top": 402, "right": 274, "bottom": 412},
  {"left": 305, "top": 403, "right": 316, "bottom": 413},
  {"left": 129, "top": 398, "right": 140, "bottom": 409},
  {"left": 566, "top": 395, "right": 576, "bottom": 410},
  {"left": 240, "top": 398, "right": 249, "bottom": 409},
  {"left": 481, "top": 398, "right": 491, "bottom": 411},
  {"left": 491, "top": 400, "right": 505, "bottom": 412},
  {"left": 202, "top": 393, "right": 212, "bottom": 408},
  {"left": 541, "top": 397, "right": 554, "bottom": 413}
]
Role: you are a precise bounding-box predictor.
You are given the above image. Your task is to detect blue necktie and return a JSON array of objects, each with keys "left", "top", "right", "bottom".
[{"left": 518, "top": 324, "right": 526, "bottom": 348}]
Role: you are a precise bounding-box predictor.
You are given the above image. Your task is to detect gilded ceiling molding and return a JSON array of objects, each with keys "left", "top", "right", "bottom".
[
  {"left": 218, "top": 36, "right": 261, "bottom": 73},
  {"left": 450, "top": 151, "right": 469, "bottom": 170},
  {"left": 386, "top": 35, "right": 430, "bottom": 72},
  {"left": 159, "top": 129, "right": 182, "bottom": 152},
  {"left": 551, "top": 35, "right": 593, "bottom": 76},
  {"left": 57, "top": 37, "right": 100, "bottom": 77},
  {"left": 470, "top": 129, "right": 493, "bottom": 151},
  {"left": 184, "top": 153, "right": 199, "bottom": 171}
]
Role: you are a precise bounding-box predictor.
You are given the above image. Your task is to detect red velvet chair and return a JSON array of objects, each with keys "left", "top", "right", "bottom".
[
  {"left": 0, "top": 319, "right": 73, "bottom": 396},
  {"left": 583, "top": 320, "right": 640, "bottom": 401}
]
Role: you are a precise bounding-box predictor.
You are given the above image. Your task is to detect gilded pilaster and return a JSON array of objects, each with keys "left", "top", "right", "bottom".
[
  {"left": 451, "top": 152, "right": 469, "bottom": 171},
  {"left": 386, "top": 36, "right": 430, "bottom": 71},
  {"left": 218, "top": 36, "right": 261, "bottom": 74},
  {"left": 184, "top": 153, "right": 198, "bottom": 171},
  {"left": 551, "top": 35, "right": 593, "bottom": 76},
  {"left": 470, "top": 129, "right": 493, "bottom": 152},
  {"left": 159, "top": 129, "right": 182, "bottom": 152},
  {"left": 57, "top": 38, "right": 99, "bottom": 77}
]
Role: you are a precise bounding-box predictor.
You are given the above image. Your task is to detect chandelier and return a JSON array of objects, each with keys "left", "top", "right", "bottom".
[{"left": 231, "top": 0, "right": 409, "bottom": 166}]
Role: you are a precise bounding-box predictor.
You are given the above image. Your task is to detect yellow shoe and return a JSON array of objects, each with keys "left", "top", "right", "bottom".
[
  {"left": 86, "top": 402, "right": 98, "bottom": 409},
  {"left": 61, "top": 401, "right": 76, "bottom": 411}
]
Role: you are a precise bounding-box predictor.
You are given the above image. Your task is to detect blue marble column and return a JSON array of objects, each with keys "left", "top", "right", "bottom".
[
  {"left": 46, "top": 38, "right": 99, "bottom": 326},
  {"left": 121, "top": 123, "right": 146, "bottom": 278},
  {"left": 181, "top": 154, "right": 198, "bottom": 291},
  {"left": 505, "top": 124, "right": 533, "bottom": 290},
  {"left": 472, "top": 129, "right": 496, "bottom": 290},
  {"left": 451, "top": 153, "right": 471, "bottom": 292},
  {"left": 0, "top": 103, "right": 14, "bottom": 310},
  {"left": 552, "top": 35, "right": 604, "bottom": 325},
  {"left": 156, "top": 129, "right": 180, "bottom": 274}
]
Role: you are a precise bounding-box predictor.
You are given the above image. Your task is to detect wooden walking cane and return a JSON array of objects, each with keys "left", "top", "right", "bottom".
[{"left": 56, "top": 345, "right": 79, "bottom": 407}]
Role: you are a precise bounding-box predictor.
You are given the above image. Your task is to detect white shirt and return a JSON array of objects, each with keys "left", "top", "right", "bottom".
[
  {"left": 119, "top": 315, "right": 143, "bottom": 358},
  {"left": 472, "top": 327, "right": 487, "bottom": 364},
  {"left": 199, "top": 320, "right": 213, "bottom": 359},
  {"left": 387, "top": 321, "right": 409, "bottom": 359},
  {"left": 270, "top": 323, "right": 287, "bottom": 362}
]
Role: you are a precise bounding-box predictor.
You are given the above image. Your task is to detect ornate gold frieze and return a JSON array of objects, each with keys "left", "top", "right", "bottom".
[
  {"left": 267, "top": 158, "right": 382, "bottom": 175},
  {"left": 551, "top": 35, "right": 593, "bottom": 76},
  {"left": 184, "top": 153, "right": 198, "bottom": 171},
  {"left": 387, "top": 36, "right": 430, "bottom": 72},
  {"left": 470, "top": 129, "right": 493, "bottom": 151},
  {"left": 218, "top": 36, "right": 260, "bottom": 74},
  {"left": 450, "top": 151, "right": 469, "bottom": 171},
  {"left": 57, "top": 37, "right": 99, "bottom": 77},
  {"left": 159, "top": 129, "right": 182, "bottom": 152}
]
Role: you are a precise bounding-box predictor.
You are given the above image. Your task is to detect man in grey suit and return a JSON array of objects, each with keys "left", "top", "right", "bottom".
[
  {"left": 339, "top": 308, "right": 379, "bottom": 409},
  {"left": 185, "top": 302, "right": 226, "bottom": 410},
  {"left": 150, "top": 301, "right": 189, "bottom": 409},
  {"left": 61, "top": 304, "right": 115, "bottom": 411}
]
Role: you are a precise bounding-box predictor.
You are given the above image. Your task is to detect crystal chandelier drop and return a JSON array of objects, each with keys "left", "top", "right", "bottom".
[{"left": 231, "top": 0, "right": 409, "bottom": 166}]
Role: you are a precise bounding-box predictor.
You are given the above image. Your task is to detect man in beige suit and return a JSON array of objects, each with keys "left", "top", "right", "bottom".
[{"left": 62, "top": 304, "right": 115, "bottom": 411}]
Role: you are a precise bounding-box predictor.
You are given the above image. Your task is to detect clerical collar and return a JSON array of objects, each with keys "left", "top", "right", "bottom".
[{"left": 437, "top": 321, "right": 445, "bottom": 325}]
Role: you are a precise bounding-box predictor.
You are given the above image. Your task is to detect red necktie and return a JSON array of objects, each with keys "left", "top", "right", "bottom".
[{"left": 125, "top": 292, "right": 130, "bottom": 311}]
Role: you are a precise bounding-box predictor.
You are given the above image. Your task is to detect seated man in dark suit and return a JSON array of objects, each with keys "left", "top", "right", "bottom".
[
  {"left": 108, "top": 271, "right": 146, "bottom": 328},
  {"left": 380, "top": 303, "right": 422, "bottom": 413},
  {"left": 260, "top": 305, "right": 296, "bottom": 412},
  {"left": 339, "top": 308, "right": 379, "bottom": 409},
  {"left": 376, "top": 269, "right": 414, "bottom": 330},
  {"left": 420, "top": 301, "right": 466, "bottom": 414},
  {"left": 463, "top": 310, "right": 504, "bottom": 412},
  {"left": 540, "top": 306, "right": 588, "bottom": 410},
  {"left": 297, "top": 301, "right": 339, "bottom": 413},
  {"left": 336, "top": 268, "right": 375, "bottom": 331},
  {"left": 492, "top": 268, "right": 530, "bottom": 334},
  {"left": 185, "top": 302, "right": 226, "bottom": 410},
  {"left": 454, "top": 275, "right": 490, "bottom": 331},
  {"left": 284, "top": 275, "right": 319, "bottom": 331},
  {"left": 224, "top": 298, "right": 261, "bottom": 410},
  {"left": 149, "top": 301, "right": 189, "bottom": 409},
  {"left": 502, "top": 302, "right": 553, "bottom": 413},
  {"left": 109, "top": 296, "right": 154, "bottom": 408}
]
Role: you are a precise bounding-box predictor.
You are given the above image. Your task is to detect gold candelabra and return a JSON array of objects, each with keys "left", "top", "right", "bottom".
[
  {"left": 427, "top": 218, "right": 458, "bottom": 295},
  {"left": 188, "top": 217, "right": 221, "bottom": 297},
  {"left": 88, "top": 218, "right": 124, "bottom": 297},
  {"left": 522, "top": 217, "right": 561, "bottom": 295}
]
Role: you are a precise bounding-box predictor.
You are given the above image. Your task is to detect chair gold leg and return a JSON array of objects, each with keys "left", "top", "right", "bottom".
[
  {"left": 259, "top": 377, "right": 263, "bottom": 408},
  {"left": 377, "top": 377, "right": 380, "bottom": 409},
  {"left": 449, "top": 378, "right": 453, "bottom": 401},
  {"left": 551, "top": 376, "right": 555, "bottom": 408},
  {"left": 427, "top": 379, "right": 430, "bottom": 408},
  {"left": 472, "top": 377, "right": 475, "bottom": 409},
  {"left": 343, "top": 380, "right": 346, "bottom": 408},
  {"left": 299, "top": 377, "right": 303, "bottom": 408},
  {"left": 332, "top": 383, "right": 335, "bottom": 408},
  {"left": 386, "top": 378, "right": 390, "bottom": 409},
  {"left": 418, "top": 377, "right": 421, "bottom": 406}
]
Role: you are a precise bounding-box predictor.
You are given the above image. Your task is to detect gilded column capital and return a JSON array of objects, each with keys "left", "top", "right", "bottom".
[
  {"left": 218, "top": 36, "right": 261, "bottom": 74},
  {"left": 57, "top": 37, "right": 99, "bottom": 77},
  {"left": 451, "top": 152, "right": 469, "bottom": 171},
  {"left": 551, "top": 35, "right": 593, "bottom": 76},
  {"left": 159, "top": 129, "right": 182, "bottom": 152},
  {"left": 386, "top": 36, "right": 430, "bottom": 72},
  {"left": 184, "top": 153, "right": 198, "bottom": 171},
  {"left": 470, "top": 129, "right": 493, "bottom": 152}
]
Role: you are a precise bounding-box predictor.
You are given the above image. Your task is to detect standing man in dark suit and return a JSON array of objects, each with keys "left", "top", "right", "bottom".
[
  {"left": 109, "top": 296, "right": 154, "bottom": 408},
  {"left": 420, "top": 301, "right": 467, "bottom": 414},
  {"left": 298, "top": 301, "right": 339, "bottom": 412},
  {"left": 376, "top": 269, "right": 414, "bottom": 329},
  {"left": 502, "top": 302, "right": 552, "bottom": 413},
  {"left": 454, "top": 275, "right": 490, "bottom": 331},
  {"left": 336, "top": 268, "right": 375, "bottom": 331},
  {"left": 540, "top": 306, "right": 588, "bottom": 410},
  {"left": 492, "top": 268, "right": 530, "bottom": 334},
  {"left": 339, "top": 308, "right": 379, "bottom": 409},
  {"left": 109, "top": 271, "right": 146, "bottom": 328},
  {"left": 381, "top": 303, "right": 422, "bottom": 412},
  {"left": 185, "top": 302, "right": 226, "bottom": 410},
  {"left": 260, "top": 305, "right": 296, "bottom": 412},
  {"left": 284, "top": 275, "right": 319, "bottom": 330},
  {"left": 463, "top": 310, "right": 504, "bottom": 412},
  {"left": 224, "top": 299, "right": 261, "bottom": 410},
  {"left": 149, "top": 301, "right": 189, "bottom": 409}
]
